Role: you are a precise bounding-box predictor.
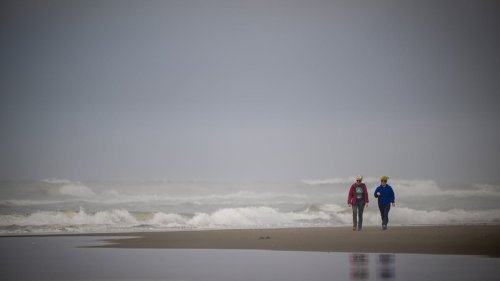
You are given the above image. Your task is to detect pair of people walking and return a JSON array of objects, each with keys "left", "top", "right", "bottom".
[{"left": 348, "top": 175, "right": 395, "bottom": 231}]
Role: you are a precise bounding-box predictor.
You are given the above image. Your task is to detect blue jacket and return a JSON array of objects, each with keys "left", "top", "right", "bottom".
[{"left": 374, "top": 184, "right": 395, "bottom": 206}]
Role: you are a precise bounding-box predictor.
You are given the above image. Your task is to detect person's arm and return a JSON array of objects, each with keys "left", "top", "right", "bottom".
[
  {"left": 390, "top": 187, "right": 395, "bottom": 206},
  {"left": 347, "top": 185, "right": 353, "bottom": 206},
  {"left": 374, "top": 187, "right": 380, "bottom": 198}
]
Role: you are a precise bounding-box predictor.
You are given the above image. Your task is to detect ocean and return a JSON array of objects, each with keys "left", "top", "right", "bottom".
[{"left": 1, "top": 178, "right": 499, "bottom": 234}]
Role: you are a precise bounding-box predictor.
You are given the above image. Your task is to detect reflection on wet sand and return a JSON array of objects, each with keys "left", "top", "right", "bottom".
[
  {"left": 378, "top": 254, "right": 395, "bottom": 280},
  {"left": 349, "top": 253, "right": 396, "bottom": 280},
  {"left": 350, "top": 253, "right": 369, "bottom": 280}
]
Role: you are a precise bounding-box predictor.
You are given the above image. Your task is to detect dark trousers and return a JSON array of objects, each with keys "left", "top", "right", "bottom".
[
  {"left": 352, "top": 199, "right": 365, "bottom": 229},
  {"left": 379, "top": 204, "right": 391, "bottom": 226}
]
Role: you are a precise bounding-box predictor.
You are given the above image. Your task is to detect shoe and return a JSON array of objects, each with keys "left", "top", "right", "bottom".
[
  {"left": 382, "top": 225, "right": 387, "bottom": 230},
  {"left": 357, "top": 227, "right": 362, "bottom": 231},
  {"left": 353, "top": 226, "right": 357, "bottom": 231}
]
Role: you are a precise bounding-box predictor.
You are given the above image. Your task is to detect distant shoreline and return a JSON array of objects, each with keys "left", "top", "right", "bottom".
[{"left": 62, "top": 225, "right": 500, "bottom": 257}]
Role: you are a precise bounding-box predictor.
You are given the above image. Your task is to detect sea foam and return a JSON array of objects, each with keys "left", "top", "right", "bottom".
[{"left": 1, "top": 204, "right": 499, "bottom": 234}]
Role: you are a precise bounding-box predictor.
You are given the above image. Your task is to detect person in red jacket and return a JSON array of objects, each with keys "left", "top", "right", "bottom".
[{"left": 348, "top": 175, "right": 369, "bottom": 231}]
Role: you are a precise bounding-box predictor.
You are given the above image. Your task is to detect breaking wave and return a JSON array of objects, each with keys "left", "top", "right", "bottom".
[
  {"left": 41, "top": 178, "right": 74, "bottom": 184},
  {"left": 1, "top": 190, "right": 310, "bottom": 206},
  {"left": 59, "top": 184, "right": 96, "bottom": 197},
  {"left": 303, "top": 178, "right": 500, "bottom": 198},
  {"left": 1, "top": 205, "right": 499, "bottom": 234}
]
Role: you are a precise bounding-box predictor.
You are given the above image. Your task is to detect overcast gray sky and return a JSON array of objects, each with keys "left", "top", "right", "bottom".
[{"left": 1, "top": 0, "right": 499, "bottom": 183}]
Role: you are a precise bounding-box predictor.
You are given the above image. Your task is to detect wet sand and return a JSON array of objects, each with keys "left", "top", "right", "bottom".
[
  {"left": 3, "top": 235, "right": 500, "bottom": 281},
  {"left": 96, "top": 225, "right": 500, "bottom": 257}
]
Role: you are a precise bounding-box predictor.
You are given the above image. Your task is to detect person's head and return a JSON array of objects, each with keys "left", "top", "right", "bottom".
[
  {"left": 380, "top": 176, "right": 389, "bottom": 187},
  {"left": 356, "top": 175, "right": 363, "bottom": 185}
]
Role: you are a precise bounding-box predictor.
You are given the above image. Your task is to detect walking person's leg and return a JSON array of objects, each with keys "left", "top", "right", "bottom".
[
  {"left": 352, "top": 203, "right": 358, "bottom": 231},
  {"left": 384, "top": 204, "right": 391, "bottom": 228},
  {"left": 357, "top": 200, "right": 365, "bottom": 230},
  {"left": 378, "top": 205, "right": 384, "bottom": 228},
  {"left": 381, "top": 204, "right": 391, "bottom": 230}
]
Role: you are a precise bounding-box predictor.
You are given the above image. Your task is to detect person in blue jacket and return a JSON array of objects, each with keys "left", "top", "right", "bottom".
[{"left": 374, "top": 176, "right": 395, "bottom": 230}]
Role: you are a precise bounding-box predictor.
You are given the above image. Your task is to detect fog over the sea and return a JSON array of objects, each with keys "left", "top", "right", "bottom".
[{"left": 1, "top": 0, "right": 499, "bottom": 183}]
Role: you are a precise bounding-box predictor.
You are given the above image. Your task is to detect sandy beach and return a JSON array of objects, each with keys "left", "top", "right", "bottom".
[{"left": 94, "top": 225, "right": 500, "bottom": 257}]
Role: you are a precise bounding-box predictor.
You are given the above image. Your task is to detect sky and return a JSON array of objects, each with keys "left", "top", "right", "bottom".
[{"left": 1, "top": 0, "right": 499, "bottom": 183}]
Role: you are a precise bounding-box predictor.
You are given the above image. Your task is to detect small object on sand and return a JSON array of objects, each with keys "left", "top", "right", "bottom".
[{"left": 259, "top": 236, "right": 271, "bottom": 240}]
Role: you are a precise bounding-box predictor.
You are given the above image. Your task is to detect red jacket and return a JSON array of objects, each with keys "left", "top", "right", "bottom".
[{"left": 347, "top": 183, "right": 369, "bottom": 205}]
